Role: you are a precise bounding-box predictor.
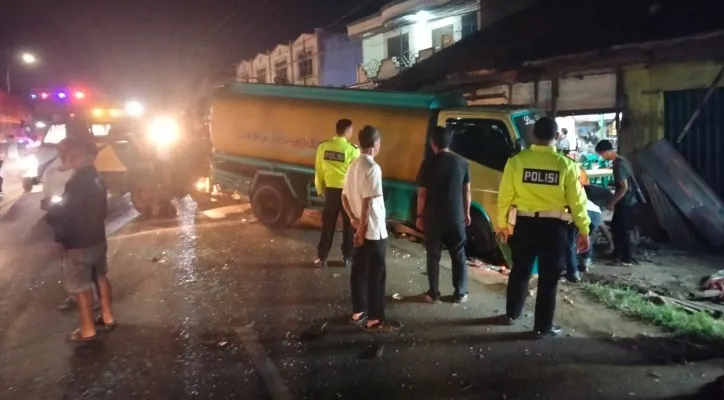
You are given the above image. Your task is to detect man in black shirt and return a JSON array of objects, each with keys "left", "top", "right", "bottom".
[
  {"left": 595, "top": 139, "right": 637, "bottom": 265},
  {"left": 48, "top": 138, "right": 116, "bottom": 342},
  {"left": 416, "top": 126, "right": 472, "bottom": 304}
]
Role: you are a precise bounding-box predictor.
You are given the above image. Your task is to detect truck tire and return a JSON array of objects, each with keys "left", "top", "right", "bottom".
[
  {"left": 251, "top": 180, "right": 294, "bottom": 229},
  {"left": 284, "top": 204, "right": 305, "bottom": 226},
  {"left": 189, "top": 189, "right": 212, "bottom": 208},
  {"left": 466, "top": 210, "right": 497, "bottom": 260}
]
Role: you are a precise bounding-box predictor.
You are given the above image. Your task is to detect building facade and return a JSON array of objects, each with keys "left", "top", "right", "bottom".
[
  {"left": 377, "top": 0, "right": 724, "bottom": 198},
  {"left": 236, "top": 30, "right": 361, "bottom": 87},
  {"left": 346, "top": 0, "right": 535, "bottom": 88}
]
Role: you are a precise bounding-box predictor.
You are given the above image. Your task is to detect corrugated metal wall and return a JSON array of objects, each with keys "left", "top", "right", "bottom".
[{"left": 663, "top": 88, "right": 724, "bottom": 199}]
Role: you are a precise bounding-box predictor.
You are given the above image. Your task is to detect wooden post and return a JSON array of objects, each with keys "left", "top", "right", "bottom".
[
  {"left": 289, "top": 41, "right": 295, "bottom": 84},
  {"left": 551, "top": 74, "right": 560, "bottom": 117}
]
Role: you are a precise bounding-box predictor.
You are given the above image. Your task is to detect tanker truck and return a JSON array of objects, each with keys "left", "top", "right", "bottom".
[{"left": 196, "top": 83, "right": 542, "bottom": 261}]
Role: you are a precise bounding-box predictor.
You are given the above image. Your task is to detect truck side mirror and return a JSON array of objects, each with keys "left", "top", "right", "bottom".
[{"left": 512, "top": 138, "right": 522, "bottom": 156}]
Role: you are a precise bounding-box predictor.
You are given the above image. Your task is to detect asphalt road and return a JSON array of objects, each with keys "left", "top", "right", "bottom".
[
  {"left": 1, "top": 157, "right": 28, "bottom": 207},
  {"left": 0, "top": 193, "right": 721, "bottom": 400}
]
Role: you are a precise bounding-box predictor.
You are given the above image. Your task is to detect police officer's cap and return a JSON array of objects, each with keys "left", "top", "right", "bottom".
[{"left": 533, "top": 117, "right": 557, "bottom": 141}]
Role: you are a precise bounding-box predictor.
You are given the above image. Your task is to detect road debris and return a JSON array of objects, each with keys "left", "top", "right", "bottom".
[{"left": 300, "top": 322, "right": 328, "bottom": 341}]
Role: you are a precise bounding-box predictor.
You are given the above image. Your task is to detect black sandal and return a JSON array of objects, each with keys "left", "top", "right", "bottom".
[
  {"left": 68, "top": 329, "right": 97, "bottom": 343},
  {"left": 349, "top": 314, "right": 367, "bottom": 326},
  {"left": 95, "top": 316, "right": 118, "bottom": 331}
]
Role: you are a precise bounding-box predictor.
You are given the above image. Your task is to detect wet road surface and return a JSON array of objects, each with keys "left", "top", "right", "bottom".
[{"left": 0, "top": 193, "right": 721, "bottom": 400}]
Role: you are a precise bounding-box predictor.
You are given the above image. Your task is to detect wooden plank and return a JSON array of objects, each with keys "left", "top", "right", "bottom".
[{"left": 668, "top": 297, "right": 724, "bottom": 314}]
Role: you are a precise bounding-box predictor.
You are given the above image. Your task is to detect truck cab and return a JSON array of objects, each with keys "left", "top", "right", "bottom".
[{"left": 436, "top": 107, "right": 541, "bottom": 259}]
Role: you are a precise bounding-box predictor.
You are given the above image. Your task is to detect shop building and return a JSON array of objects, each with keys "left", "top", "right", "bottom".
[
  {"left": 236, "top": 30, "right": 361, "bottom": 87},
  {"left": 380, "top": 0, "right": 724, "bottom": 197},
  {"left": 346, "top": 0, "right": 534, "bottom": 89}
]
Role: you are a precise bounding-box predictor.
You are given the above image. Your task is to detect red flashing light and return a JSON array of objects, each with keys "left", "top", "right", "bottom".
[
  {"left": 40, "top": 92, "right": 48, "bottom": 99},
  {"left": 74, "top": 91, "right": 85, "bottom": 99}
]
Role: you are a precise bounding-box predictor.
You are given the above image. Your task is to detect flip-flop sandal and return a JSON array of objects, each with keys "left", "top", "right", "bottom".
[
  {"left": 95, "top": 316, "right": 118, "bottom": 331},
  {"left": 68, "top": 329, "right": 98, "bottom": 343},
  {"left": 349, "top": 314, "right": 367, "bottom": 326},
  {"left": 363, "top": 321, "right": 402, "bottom": 333}
]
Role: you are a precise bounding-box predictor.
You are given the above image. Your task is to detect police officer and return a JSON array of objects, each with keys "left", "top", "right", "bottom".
[
  {"left": 496, "top": 117, "right": 590, "bottom": 337},
  {"left": 314, "top": 119, "right": 360, "bottom": 268}
]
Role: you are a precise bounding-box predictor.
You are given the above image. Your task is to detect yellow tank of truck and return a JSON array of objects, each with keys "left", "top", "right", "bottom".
[
  {"left": 210, "top": 86, "right": 448, "bottom": 182},
  {"left": 206, "top": 83, "right": 543, "bottom": 263}
]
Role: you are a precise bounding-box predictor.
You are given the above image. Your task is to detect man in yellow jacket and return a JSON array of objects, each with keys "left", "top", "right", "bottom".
[
  {"left": 496, "top": 116, "right": 590, "bottom": 337},
  {"left": 314, "top": 119, "right": 360, "bottom": 268}
]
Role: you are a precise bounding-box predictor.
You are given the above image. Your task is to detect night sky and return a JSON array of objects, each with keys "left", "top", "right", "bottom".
[{"left": 0, "top": 0, "right": 388, "bottom": 106}]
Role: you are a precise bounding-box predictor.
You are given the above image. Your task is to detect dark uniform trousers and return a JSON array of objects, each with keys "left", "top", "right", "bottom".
[
  {"left": 317, "top": 188, "right": 353, "bottom": 261},
  {"left": 506, "top": 216, "right": 567, "bottom": 332},
  {"left": 425, "top": 223, "right": 468, "bottom": 298},
  {"left": 611, "top": 202, "right": 634, "bottom": 263},
  {"left": 350, "top": 238, "right": 387, "bottom": 321}
]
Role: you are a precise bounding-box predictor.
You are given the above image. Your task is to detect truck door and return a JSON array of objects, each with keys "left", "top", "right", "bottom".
[{"left": 445, "top": 117, "right": 516, "bottom": 222}]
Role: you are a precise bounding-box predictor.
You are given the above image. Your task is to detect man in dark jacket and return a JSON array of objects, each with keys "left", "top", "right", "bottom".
[
  {"left": 47, "top": 138, "right": 116, "bottom": 342},
  {"left": 416, "top": 126, "right": 472, "bottom": 304}
]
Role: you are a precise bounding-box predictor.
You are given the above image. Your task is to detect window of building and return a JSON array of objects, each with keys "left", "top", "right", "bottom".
[
  {"left": 461, "top": 12, "right": 478, "bottom": 38},
  {"left": 297, "top": 51, "right": 313, "bottom": 78},
  {"left": 447, "top": 118, "right": 515, "bottom": 171},
  {"left": 274, "top": 60, "right": 288, "bottom": 82},
  {"left": 432, "top": 25, "right": 454, "bottom": 50},
  {"left": 256, "top": 69, "right": 267, "bottom": 83},
  {"left": 386, "top": 33, "right": 410, "bottom": 60}
]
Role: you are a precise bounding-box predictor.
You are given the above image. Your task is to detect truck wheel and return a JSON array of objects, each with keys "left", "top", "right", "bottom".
[
  {"left": 131, "top": 186, "right": 153, "bottom": 217},
  {"left": 189, "top": 186, "right": 212, "bottom": 207},
  {"left": 22, "top": 178, "right": 34, "bottom": 193},
  {"left": 284, "top": 204, "right": 305, "bottom": 226},
  {"left": 251, "top": 181, "right": 293, "bottom": 229},
  {"left": 466, "top": 210, "right": 497, "bottom": 260}
]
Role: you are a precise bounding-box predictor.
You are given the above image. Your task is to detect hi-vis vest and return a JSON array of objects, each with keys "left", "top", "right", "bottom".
[{"left": 314, "top": 136, "right": 360, "bottom": 194}]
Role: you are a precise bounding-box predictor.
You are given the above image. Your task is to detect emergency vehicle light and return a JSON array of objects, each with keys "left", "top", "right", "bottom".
[
  {"left": 74, "top": 91, "right": 85, "bottom": 99},
  {"left": 57, "top": 92, "right": 67, "bottom": 99},
  {"left": 90, "top": 108, "right": 125, "bottom": 118}
]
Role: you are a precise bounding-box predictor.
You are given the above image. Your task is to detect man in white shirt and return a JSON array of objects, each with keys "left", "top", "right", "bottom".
[
  {"left": 556, "top": 128, "right": 576, "bottom": 153},
  {"left": 342, "top": 126, "right": 397, "bottom": 333}
]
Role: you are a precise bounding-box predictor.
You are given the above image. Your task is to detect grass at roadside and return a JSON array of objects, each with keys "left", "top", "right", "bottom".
[{"left": 581, "top": 282, "right": 724, "bottom": 342}]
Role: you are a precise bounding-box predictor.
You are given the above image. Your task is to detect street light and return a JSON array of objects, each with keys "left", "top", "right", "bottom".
[
  {"left": 20, "top": 53, "right": 37, "bottom": 65},
  {"left": 5, "top": 51, "right": 38, "bottom": 94}
]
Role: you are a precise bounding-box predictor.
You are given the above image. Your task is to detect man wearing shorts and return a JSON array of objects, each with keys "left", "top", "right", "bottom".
[{"left": 47, "top": 138, "right": 116, "bottom": 342}]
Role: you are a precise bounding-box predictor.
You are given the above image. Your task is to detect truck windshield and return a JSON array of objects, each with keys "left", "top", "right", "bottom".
[
  {"left": 512, "top": 111, "right": 543, "bottom": 147},
  {"left": 446, "top": 118, "right": 515, "bottom": 172}
]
